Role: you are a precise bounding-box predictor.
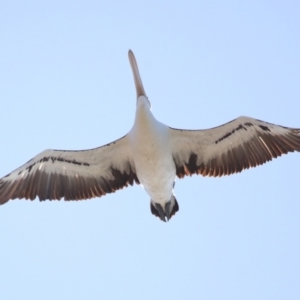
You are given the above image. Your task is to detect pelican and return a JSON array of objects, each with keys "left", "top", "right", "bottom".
[{"left": 0, "top": 50, "right": 300, "bottom": 222}]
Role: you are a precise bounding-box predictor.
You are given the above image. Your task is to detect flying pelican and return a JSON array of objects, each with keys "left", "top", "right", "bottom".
[{"left": 0, "top": 50, "right": 300, "bottom": 222}]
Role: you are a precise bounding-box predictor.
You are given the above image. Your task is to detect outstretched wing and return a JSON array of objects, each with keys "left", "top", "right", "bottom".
[
  {"left": 0, "top": 135, "right": 139, "bottom": 204},
  {"left": 169, "top": 116, "right": 300, "bottom": 178}
]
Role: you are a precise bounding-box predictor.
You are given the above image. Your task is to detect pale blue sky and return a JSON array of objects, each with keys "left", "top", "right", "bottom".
[{"left": 0, "top": 1, "right": 300, "bottom": 299}]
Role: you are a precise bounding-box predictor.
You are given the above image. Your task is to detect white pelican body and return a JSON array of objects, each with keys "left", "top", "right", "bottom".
[
  {"left": 1, "top": 50, "right": 300, "bottom": 222},
  {"left": 129, "top": 96, "right": 177, "bottom": 219}
]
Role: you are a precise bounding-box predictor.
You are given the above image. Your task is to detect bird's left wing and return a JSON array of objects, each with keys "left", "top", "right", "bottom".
[
  {"left": 0, "top": 135, "right": 139, "bottom": 204},
  {"left": 169, "top": 116, "right": 300, "bottom": 178}
]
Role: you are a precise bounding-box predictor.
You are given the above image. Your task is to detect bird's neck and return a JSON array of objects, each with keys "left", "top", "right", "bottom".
[{"left": 134, "top": 96, "right": 154, "bottom": 130}]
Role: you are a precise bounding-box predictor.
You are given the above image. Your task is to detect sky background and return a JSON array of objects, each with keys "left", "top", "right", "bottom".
[{"left": 0, "top": 1, "right": 300, "bottom": 299}]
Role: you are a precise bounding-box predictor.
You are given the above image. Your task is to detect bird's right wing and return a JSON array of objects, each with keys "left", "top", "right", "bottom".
[{"left": 0, "top": 135, "right": 139, "bottom": 204}]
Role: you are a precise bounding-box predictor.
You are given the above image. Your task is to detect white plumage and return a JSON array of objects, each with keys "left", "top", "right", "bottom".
[{"left": 1, "top": 50, "right": 300, "bottom": 222}]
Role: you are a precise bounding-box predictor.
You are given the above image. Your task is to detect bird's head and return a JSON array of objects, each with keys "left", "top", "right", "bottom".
[{"left": 128, "top": 50, "right": 151, "bottom": 109}]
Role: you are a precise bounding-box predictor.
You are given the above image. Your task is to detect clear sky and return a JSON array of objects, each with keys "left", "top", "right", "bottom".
[{"left": 0, "top": 1, "right": 299, "bottom": 299}]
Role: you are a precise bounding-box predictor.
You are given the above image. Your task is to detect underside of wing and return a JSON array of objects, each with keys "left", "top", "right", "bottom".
[
  {"left": 169, "top": 116, "right": 300, "bottom": 178},
  {"left": 0, "top": 135, "right": 139, "bottom": 204}
]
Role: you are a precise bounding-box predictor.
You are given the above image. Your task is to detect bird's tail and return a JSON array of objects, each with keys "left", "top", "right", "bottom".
[{"left": 150, "top": 194, "right": 179, "bottom": 222}]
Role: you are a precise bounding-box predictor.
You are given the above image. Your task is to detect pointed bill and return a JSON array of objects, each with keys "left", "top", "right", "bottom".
[{"left": 128, "top": 50, "right": 146, "bottom": 98}]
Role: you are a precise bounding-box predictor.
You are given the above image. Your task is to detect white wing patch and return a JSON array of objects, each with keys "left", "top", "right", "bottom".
[
  {"left": 0, "top": 135, "right": 139, "bottom": 204},
  {"left": 169, "top": 116, "right": 300, "bottom": 178}
]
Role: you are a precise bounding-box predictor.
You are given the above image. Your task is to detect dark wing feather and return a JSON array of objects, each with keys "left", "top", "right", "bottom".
[
  {"left": 169, "top": 116, "right": 300, "bottom": 178},
  {"left": 0, "top": 135, "right": 139, "bottom": 204}
]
